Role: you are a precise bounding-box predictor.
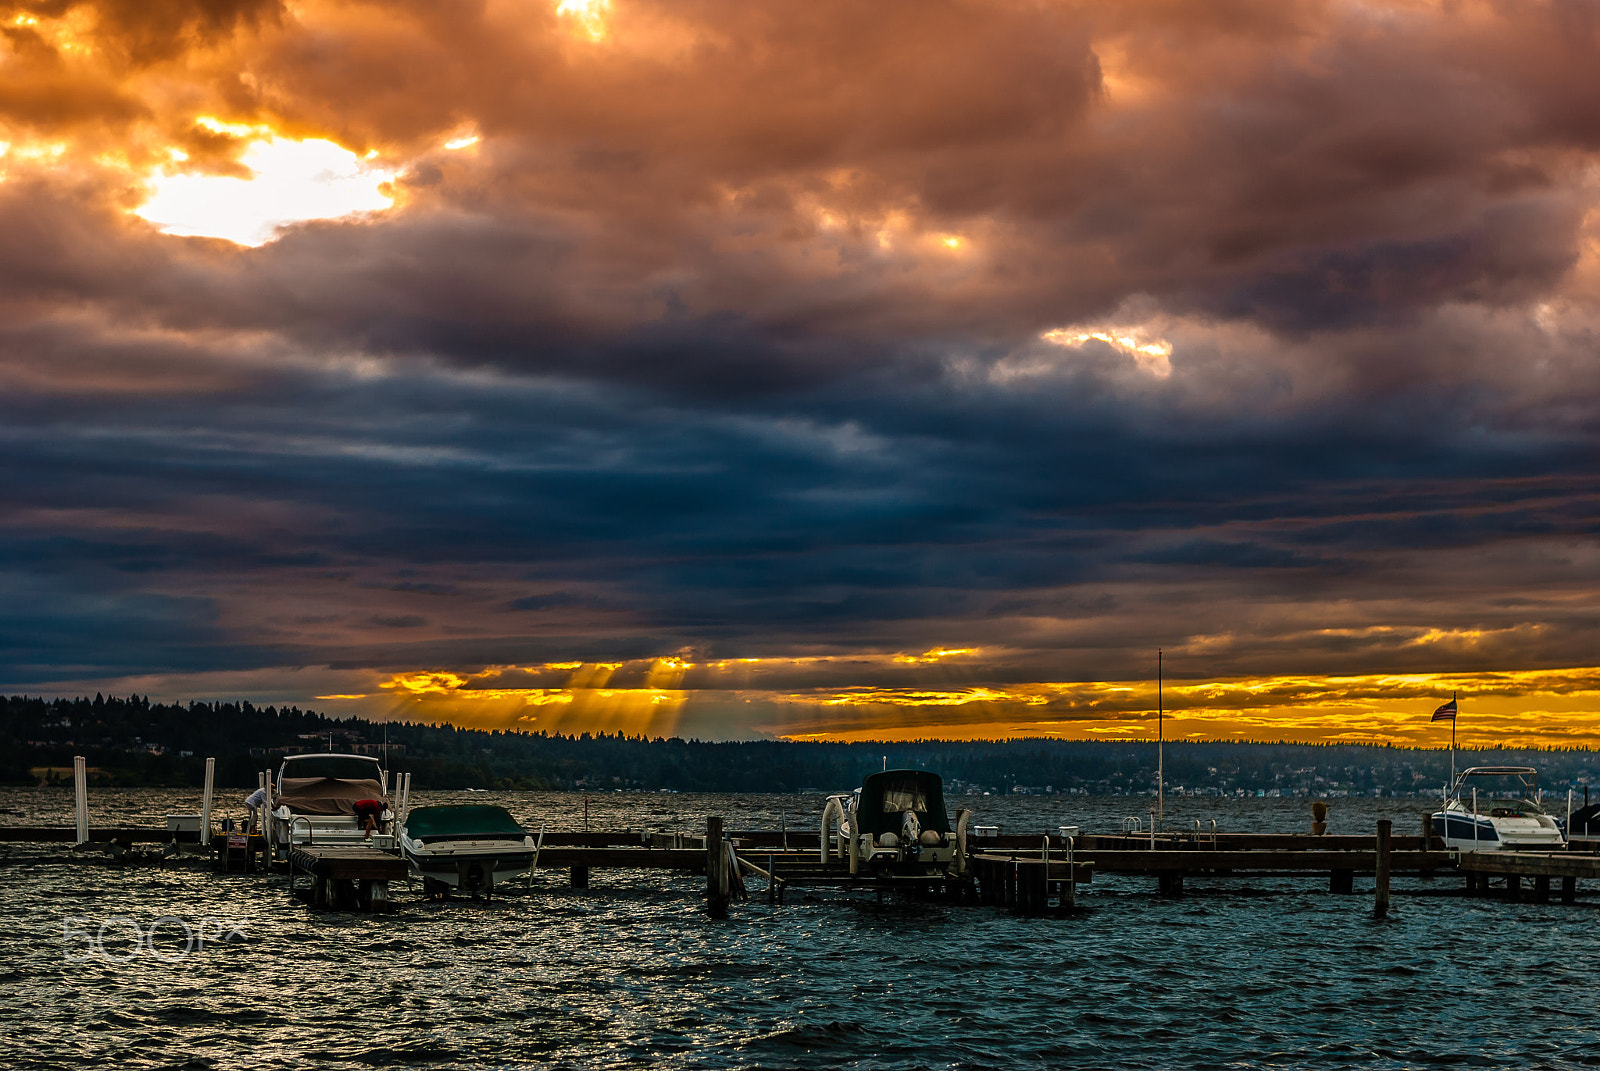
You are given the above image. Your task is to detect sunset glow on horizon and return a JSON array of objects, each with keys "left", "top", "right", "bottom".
[{"left": 283, "top": 659, "right": 1600, "bottom": 750}]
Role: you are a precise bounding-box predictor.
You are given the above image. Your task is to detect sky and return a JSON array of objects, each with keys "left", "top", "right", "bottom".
[{"left": 1, "top": 0, "right": 1598, "bottom": 746}]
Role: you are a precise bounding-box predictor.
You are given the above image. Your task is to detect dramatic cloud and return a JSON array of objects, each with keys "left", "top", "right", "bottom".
[{"left": 1, "top": 0, "right": 1598, "bottom": 742}]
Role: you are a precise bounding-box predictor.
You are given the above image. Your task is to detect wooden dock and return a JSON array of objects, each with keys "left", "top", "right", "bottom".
[
  {"left": 0, "top": 825, "right": 192, "bottom": 843},
  {"left": 1457, "top": 850, "right": 1600, "bottom": 903},
  {"left": 287, "top": 844, "right": 410, "bottom": 911},
  {"left": 1071, "top": 847, "right": 1453, "bottom": 895},
  {"left": 967, "top": 853, "right": 1092, "bottom": 910},
  {"left": 19, "top": 816, "right": 1600, "bottom": 917}
]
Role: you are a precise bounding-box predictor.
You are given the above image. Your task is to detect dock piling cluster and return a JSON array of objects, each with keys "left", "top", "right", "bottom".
[{"left": 17, "top": 773, "right": 1600, "bottom": 917}]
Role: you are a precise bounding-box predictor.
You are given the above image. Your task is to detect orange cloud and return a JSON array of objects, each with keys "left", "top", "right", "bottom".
[{"left": 310, "top": 658, "right": 1600, "bottom": 747}]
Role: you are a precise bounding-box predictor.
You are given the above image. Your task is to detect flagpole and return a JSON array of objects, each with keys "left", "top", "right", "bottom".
[
  {"left": 1451, "top": 690, "right": 1457, "bottom": 787},
  {"left": 1157, "top": 648, "right": 1164, "bottom": 828}
]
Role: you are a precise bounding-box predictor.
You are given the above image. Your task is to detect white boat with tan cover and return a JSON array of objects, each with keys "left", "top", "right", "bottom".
[{"left": 269, "top": 753, "right": 395, "bottom": 850}]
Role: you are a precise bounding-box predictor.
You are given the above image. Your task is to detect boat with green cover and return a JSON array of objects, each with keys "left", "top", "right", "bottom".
[{"left": 399, "top": 805, "right": 537, "bottom": 899}]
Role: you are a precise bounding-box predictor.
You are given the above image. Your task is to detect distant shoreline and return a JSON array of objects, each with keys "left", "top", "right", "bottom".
[{"left": 7, "top": 694, "right": 1596, "bottom": 795}]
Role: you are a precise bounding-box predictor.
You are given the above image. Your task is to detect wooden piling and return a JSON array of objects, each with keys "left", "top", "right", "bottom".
[
  {"left": 1373, "top": 819, "right": 1391, "bottom": 919},
  {"left": 706, "top": 816, "right": 729, "bottom": 918},
  {"left": 200, "top": 757, "right": 215, "bottom": 859},
  {"left": 1417, "top": 814, "right": 1437, "bottom": 881},
  {"left": 72, "top": 756, "right": 89, "bottom": 846},
  {"left": 570, "top": 865, "right": 589, "bottom": 888},
  {"left": 1330, "top": 869, "right": 1354, "bottom": 895},
  {"left": 725, "top": 841, "right": 747, "bottom": 901},
  {"left": 1562, "top": 876, "right": 1577, "bottom": 903}
]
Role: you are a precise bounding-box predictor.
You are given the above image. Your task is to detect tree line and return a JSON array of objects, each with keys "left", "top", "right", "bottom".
[{"left": 4, "top": 693, "right": 1598, "bottom": 794}]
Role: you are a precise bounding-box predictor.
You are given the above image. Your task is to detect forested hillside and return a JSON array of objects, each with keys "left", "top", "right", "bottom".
[{"left": 5, "top": 694, "right": 1598, "bottom": 796}]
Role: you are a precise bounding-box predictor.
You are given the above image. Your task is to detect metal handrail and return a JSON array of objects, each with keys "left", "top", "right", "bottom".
[{"left": 1065, "top": 832, "right": 1075, "bottom": 908}]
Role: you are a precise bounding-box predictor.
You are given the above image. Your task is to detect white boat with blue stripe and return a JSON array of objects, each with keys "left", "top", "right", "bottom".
[{"left": 1430, "top": 767, "right": 1565, "bottom": 852}]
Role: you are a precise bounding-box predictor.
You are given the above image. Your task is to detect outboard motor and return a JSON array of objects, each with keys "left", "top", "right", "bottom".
[{"left": 901, "top": 810, "right": 921, "bottom": 852}]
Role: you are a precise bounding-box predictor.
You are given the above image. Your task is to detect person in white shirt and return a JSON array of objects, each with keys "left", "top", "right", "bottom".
[{"left": 244, "top": 787, "right": 268, "bottom": 834}]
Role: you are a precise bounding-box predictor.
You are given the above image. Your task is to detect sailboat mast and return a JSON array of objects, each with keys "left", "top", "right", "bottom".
[
  {"left": 1157, "top": 648, "right": 1164, "bottom": 826},
  {"left": 1451, "top": 689, "right": 1457, "bottom": 787}
]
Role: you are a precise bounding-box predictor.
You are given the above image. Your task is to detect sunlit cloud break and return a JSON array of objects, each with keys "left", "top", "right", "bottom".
[
  {"left": 556, "top": 0, "right": 611, "bottom": 41},
  {"left": 1041, "top": 325, "right": 1174, "bottom": 378},
  {"left": 135, "top": 124, "right": 395, "bottom": 247}
]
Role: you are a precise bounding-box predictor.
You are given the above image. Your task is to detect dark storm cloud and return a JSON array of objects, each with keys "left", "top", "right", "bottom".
[
  {"left": 3, "top": 310, "right": 1593, "bottom": 689},
  {"left": 1199, "top": 198, "right": 1585, "bottom": 333},
  {"left": 1129, "top": 540, "right": 1338, "bottom": 571},
  {"left": 0, "top": 0, "right": 1598, "bottom": 732}
]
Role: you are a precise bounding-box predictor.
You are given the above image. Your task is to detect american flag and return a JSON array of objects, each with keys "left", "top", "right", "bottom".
[{"left": 1431, "top": 698, "right": 1457, "bottom": 722}]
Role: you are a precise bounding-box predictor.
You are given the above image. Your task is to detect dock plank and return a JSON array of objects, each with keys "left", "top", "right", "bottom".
[
  {"left": 0, "top": 826, "right": 182, "bottom": 843},
  {"left": 1075, "top": 849, "right": 1453, "bottom": 873},
  {"left": 532, "top": 847, "right": 705, "bottom": 870},
  {"left": 968, "top": 853, "right": 1095, "bottom": 882},
  {"left": 1457, "top": 852, "right": 1600, "bottom": 879},
  {"left": 288, "top": 844, "right": 409, "bottom": 881},
  {"left": 1076, "top": 834, "right": 1438, "bottom": 852}
]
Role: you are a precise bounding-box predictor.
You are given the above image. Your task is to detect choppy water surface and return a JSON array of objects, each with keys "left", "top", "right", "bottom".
[{"left": 2, "top": 787, "right": 1596, "bottom": 1069}]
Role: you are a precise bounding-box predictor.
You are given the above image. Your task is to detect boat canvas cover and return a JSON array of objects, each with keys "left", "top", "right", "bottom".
[
  {"left": 855, "top": 770, "right": 952, "bottom": 835},
  {"left": 276, "top": 776, "right": 385, "bottom": 816},
  {"left": 404, "top": 805, "right": 527, "bottom": 842}
]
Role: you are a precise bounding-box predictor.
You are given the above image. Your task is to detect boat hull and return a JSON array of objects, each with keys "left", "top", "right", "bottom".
[
  {"left": 271, "top": 812, "right": 396, "bottom": 850},
  {"left": 1431, "top": 810, "right": 1565, "bottom": 852},
  {"left": 400, "top": 836, "right": 535, "bottom": 891}
]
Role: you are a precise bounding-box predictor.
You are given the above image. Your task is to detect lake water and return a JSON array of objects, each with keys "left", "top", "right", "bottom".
[{"left": 1, "top": 787, "right": 1594, "bottom": 1069}]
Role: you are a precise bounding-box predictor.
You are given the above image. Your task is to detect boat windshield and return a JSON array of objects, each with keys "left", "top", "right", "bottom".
[
  {"left": 880, "top": 781, "right": 930, "bottom": 813},
  {"left": 1453, "top": 768, "right": 1540, "bottom": 811},
  {"left": 1479, "top": 798, "right": 1541, "bottom": 817},
  {"left": 281, "top": 755, "right": 383, "bottom": 780}
]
